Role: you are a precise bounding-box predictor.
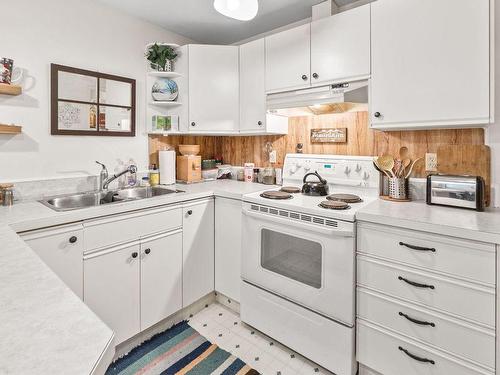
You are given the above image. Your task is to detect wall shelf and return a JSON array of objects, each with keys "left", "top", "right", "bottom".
[
  {"left": 0, "top": 124, "right": 22, "bottom": 134},
  {"left": 148, "top": 71, "right": 182, "bottom": 78},
  {"left": 148, "top": 101, "right": 182, "bottom": 107},
  {"left": 0, "top": 83, "right": 22, "bottom": 96}
]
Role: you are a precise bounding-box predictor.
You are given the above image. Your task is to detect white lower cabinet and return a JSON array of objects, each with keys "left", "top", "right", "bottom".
[
  {"left": 84, "top": 229, "right": 183, "bottom": 344},
  {"left": 182, "top": 199, "right": 215, "bottom": 307},
  {"left": 357, "top": 320, "right": 494, "bottom": 375},
  {"left": 21, "top": 223, "right": 84, "bottom": 299},
  {"left": 140, "top": 230, "right": 183, "bottom": 330},
  {"left": 215, "top": 197, "right": 242, "bottom": 301},
  {"left": 84, "top": 241, "right": 141, "bottom": 344},
  {"left": 357, "top": 222, "right": 496, "bottom": 375}
]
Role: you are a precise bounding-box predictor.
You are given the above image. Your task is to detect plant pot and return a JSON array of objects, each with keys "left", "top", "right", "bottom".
[{"left": 149, "top": 60, "right": 173, "bottom": 72}]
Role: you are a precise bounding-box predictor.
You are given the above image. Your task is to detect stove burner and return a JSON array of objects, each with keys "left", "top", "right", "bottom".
[
  {"left": 319, "top": 200, "right": 351, "bottom": 210},
  {"left": 280, "top": 186, "right": 301, "bottom": 194},
  {"left": 326, "top": 193, "right": 363, "bottom": 204},
  {"left": 260, "top": 191, "right": 293, "bottom": 200}
]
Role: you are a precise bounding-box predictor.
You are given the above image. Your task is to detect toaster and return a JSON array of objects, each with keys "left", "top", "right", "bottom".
[{"left": 426, "top": 174, "right": 485, "bottom": 211}]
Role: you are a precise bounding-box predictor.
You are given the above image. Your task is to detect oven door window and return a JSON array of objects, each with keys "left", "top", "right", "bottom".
[{"left": 260, "top": 229, "right": 322, "bottom": 289}]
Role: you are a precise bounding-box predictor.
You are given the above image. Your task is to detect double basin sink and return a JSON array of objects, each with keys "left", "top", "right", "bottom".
[{"left": 40, "top": 186, "right": 184, "bottom": 212}]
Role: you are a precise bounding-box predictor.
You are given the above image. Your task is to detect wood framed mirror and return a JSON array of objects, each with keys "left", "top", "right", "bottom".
[{"left": 51, "top": 64, "right": 136, "bottom": 136}]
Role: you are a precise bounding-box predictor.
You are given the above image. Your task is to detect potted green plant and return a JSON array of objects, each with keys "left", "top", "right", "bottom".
[{"left": 145, "top": 43, "right": 178, "bottom": 72}]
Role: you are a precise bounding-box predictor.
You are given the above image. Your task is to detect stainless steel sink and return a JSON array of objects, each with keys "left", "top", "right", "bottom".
[{"left": 40, "top": 186, "right": 184, "bottom": 212}]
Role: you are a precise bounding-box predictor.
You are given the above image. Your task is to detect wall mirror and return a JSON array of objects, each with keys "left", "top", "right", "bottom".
[{"left": 51, "top": 64, "right": 136, "bottom": 136}]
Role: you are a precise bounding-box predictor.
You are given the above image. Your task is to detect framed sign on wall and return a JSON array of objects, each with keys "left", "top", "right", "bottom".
[{"left": 310, "top": 128, "right": 347, "bottom": 143}]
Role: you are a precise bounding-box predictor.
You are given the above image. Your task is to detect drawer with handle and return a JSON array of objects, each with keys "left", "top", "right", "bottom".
[
  {"left": 84, "top": 205, "right": 182, "bottom": 251},
  {"left": 357, "top": 320, "right": 494, "bottom": 375},
  {"left": 357, "top": 287, "right": 495, "bottom": 368},
  {"left": 357, "top": 256, "right": 495, "bottom": 327},
  {"left": 357, "top": 222, "right": 495, "bottom": 285}
]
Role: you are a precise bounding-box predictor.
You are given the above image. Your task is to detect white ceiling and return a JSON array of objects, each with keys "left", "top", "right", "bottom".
[{"left": 96, "top": 0, "right": 327, "bottom": 44}]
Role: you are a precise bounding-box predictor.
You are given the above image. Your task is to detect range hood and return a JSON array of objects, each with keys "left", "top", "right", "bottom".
[{"left": 266, "top": 80, "right": 368, "bottom": 117}]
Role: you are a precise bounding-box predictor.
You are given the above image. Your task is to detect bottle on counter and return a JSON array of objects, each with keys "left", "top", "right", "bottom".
[
  {"left": 149, "top": 164, "right": 160, "bottom": 186},
  {"left": 244, "top": 163, "right": 255, "bottom": 183},
  {"left": 127, "top": 158, "right": 137, "bottom": 186}
]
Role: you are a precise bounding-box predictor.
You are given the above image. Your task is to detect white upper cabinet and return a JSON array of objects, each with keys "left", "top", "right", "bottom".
[
  {"left": 188, "top": 45, "right": 239, "bottom": 133},
  {"left": 266, "top": 23, "right": 311, "bottom": 93},
  {"left": 176, "top": 44, "right": 239, "bottom": 133},
  {"left": 370, "top": 0, "right": 491, "bottom": 130},
  {"left": 311, "top": 4, "right": 370, "bottom": 85},
  {"left": 240, "top": 38, "right": 288, "bottom": 134}
]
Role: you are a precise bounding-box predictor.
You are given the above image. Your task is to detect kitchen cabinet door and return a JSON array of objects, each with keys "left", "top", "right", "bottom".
[
  {"left": 240, "top": 39, "right": 266, "bottom": 133},
  {"left": 140, "top": 230, "right": 183, "bottom": 330},
  {"left": 188, "top": 45, "right": 239, "bottom": 133},
  {"left": 182, "top": 199, "right": 215, "bottom": 307},
  {"left": 310, "top": 4, "right": 370, "bottom": 85},
  {"left": 21, "top": 223, "right": 84, "bottom": 299},
  {"left": 215, "top": 197, "right": 242, "bottom": 302},
  {"left": 84, "top": 241, "right": 141, "bottom": 344},
  {"left": 371, "top": 0, "right": 490, "bottom": 130},
  {"left": 265, "top": 23, "right": 311, "bottom": 93},
  {"left": 240, "top": 39, "right": 289, "bottom": 135}
]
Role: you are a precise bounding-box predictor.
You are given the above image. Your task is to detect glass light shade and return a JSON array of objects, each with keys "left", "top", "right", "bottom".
[{"left": 213, "top": 0, "right": 259, "bottom": 21}]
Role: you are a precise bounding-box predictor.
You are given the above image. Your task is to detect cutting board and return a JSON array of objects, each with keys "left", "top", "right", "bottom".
[{"left": 436, "top": 145, "right": 491, "bottom": 206}]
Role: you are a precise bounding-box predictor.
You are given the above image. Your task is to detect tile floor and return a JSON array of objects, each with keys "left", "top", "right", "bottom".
[{"left": 188, "top": 303, "right": 335, "bottom": 375}]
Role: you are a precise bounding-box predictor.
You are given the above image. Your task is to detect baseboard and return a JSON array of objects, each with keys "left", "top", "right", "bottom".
[
  {"left": 359, "top": 364, "right": 382, "bottom": 375},
  {"left": 215, "top": 291, "right": 240, "bottom": 314},
  {"left": 113, "top": 292, "right": 216, "bottom": 360}
]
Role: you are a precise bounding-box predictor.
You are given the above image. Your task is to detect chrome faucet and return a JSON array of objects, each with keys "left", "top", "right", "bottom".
[{"left": 96, "top": 161, "right": 137, "bottom": 191}]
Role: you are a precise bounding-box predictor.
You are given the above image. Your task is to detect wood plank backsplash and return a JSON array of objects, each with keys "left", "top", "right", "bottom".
[{"left": 149, "top": 112, "right": 485, "bottom": 178}]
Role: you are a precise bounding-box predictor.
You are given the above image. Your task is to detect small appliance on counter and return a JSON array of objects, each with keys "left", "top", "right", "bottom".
[
  {"left": 176, "top": 155, "right": 202, "bottom": 183},
  {"left": 426, "top": 174, "right": 485, "bottom": 211}
]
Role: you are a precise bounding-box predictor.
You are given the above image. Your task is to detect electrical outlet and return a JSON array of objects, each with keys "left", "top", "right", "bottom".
[
  {"left": 425, "top": 153, "right": 437, "bottom": 172},
  {"left": 269, "top": 150, "right": 277, "bottom": 164}
]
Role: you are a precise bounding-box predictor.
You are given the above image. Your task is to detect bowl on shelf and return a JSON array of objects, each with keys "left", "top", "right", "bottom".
[
  {"left": 151, "top": 78, "right": 178, "bottom": 102},
  {"left": 179, "top": 144, "right": 200, "bottom": 156}
]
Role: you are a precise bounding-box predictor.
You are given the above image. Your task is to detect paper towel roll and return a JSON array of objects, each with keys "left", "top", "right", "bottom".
[{"left": 159, "top": 150, "right": 176, "bottom": 185}]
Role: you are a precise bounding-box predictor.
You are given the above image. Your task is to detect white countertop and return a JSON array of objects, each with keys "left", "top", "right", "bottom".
[
  {"left": 0, "top": 180, "right": 270, "bottom": 375},
  {"left": 357, "top": 199, "right": 500, "bottom": 244}
]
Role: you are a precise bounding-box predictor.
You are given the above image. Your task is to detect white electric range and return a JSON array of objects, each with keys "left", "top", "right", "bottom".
[{"left": 240, "top": 154, "right": 379, "bottom": 375}]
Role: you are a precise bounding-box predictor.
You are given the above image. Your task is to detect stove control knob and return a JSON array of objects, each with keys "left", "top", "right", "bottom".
[
  {"left": 355, "top": 164, "right": 362, "bottom": 173},
  {"left": 303, "top": 163, "right": 311, "bottom": 171},
  {"left": 344, "top": 166, "right": 351, "bottom": 175},
  {"left": 289, "top": 163, "right": 298, "bottom": 174},
  {"left": 363, "top": 171, "right": 370, "bottom": 180}
]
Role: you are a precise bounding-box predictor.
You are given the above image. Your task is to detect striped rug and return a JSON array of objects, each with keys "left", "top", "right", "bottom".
[{"left": 105, "top": 321, "right": 260, "bottom": 375}]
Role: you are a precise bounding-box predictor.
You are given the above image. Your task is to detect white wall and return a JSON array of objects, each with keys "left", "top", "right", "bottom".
[{"left": 0, "top": 0, "right": 192, "bottom": 182}]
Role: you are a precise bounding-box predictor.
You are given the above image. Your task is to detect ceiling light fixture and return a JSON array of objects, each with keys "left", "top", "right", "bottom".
[{"left": 213, "top": 0, "right": 259, "bottom": 21}]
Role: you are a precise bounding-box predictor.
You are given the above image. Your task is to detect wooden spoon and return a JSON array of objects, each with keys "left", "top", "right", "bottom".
[
  {"left": 399, "top": 146, "right": 409, "bottom": 160},
  {"left": 373, "top": 158, "right": 391, "bottom": 178},
  {"left": 405, "top": 158, "right": 423, "bottom": 178},
  {"left": 377, "top": 155, "right": 395, "bottom": 178}
]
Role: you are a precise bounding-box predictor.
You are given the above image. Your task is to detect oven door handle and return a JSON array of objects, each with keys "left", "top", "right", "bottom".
[{"left": 242, "top": 208, "right": 354, "bottom": 237}]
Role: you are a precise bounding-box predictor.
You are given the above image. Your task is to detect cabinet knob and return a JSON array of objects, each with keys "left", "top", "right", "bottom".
[
  {"left": 258, "top": 121, "right": 263, "bottom": 126},
  {"left": 374, "top": 112, "right": 382, "bottom": 118},
  {"left": 131, "top": 252, "right": 138, "bottom": 259},
  {"left": 144, "top": 248, "right": 151, "bottom": 255},
  {"left": 187, "top": 210, "right": 193, "bottom": 216},
  {"left": 191, "top": 122, "right": 196, "bottom": 127},
  {"left": 301, "top": 74, "right": 308, "bottom": 81},
  {"left": 312, "top": 73, "right": 319, "bottom": 79},
  {"left": 69, "top": 236, "right": 77, "bottom": 244}
]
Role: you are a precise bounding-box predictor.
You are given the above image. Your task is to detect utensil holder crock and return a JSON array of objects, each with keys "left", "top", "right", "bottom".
[{"left": 388, "top": 177, "right": 408, "bottom": 200}]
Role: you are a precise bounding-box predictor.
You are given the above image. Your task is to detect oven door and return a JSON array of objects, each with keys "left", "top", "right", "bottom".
[{"left": 241, "top": 203, "right": 356, "bottom": 326}]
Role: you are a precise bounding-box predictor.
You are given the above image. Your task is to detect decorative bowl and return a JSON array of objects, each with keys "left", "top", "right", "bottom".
[
  {"left": 151, "top": 78, "right": 178, "bottom": 101},
  {"left": 179, "top": 145, "right": 200, "bottom": 156}
]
